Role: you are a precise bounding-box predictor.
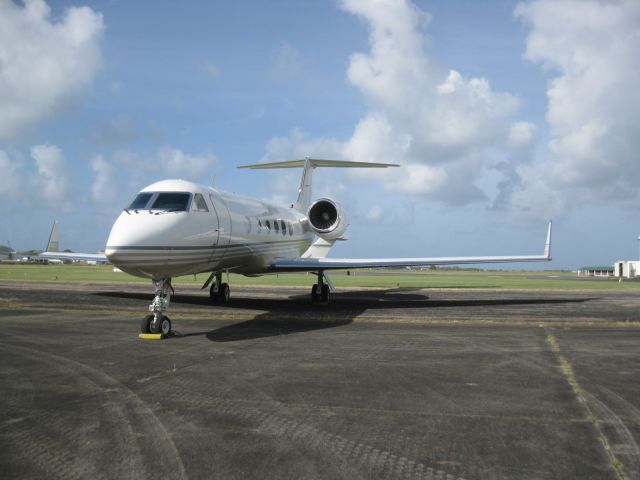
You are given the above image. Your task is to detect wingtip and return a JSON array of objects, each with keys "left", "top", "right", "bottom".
[{"left": 544, "top": 220, "right": 552, "bottom": 259}]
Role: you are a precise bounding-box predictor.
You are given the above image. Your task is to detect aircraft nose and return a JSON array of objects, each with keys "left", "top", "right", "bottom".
[{"left": 105, "top": 211, "right": 183, "bottom": 264}]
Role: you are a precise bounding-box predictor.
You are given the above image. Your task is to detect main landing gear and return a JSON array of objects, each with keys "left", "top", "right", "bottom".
[
  {"left": 311, "top": 271, "right": 331, "bottom": 304},
  {"left": 141, "top": 278, "right": 174, "bottom": 336},
  {"left": 204, "top": 272, "right": 230, "bottom": 304}
]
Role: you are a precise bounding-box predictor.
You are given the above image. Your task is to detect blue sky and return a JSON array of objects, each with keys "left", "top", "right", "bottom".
[{"left": 1, "top": 0, "right": 639, "bottom": 269}]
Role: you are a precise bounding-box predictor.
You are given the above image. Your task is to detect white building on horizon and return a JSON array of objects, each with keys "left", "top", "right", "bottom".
[{"left": 614, "top": 260, "right": 640, "bottom": 279}]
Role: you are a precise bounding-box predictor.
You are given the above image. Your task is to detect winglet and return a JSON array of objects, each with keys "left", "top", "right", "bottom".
[{"left": 544, "top": 221, "right": 552, "bottom": 259}]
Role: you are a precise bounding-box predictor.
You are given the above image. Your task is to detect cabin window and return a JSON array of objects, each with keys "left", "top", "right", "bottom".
[
  {"left": 192, "top": 193, "right": 209, "bottom": 212},
  {"left": 265, "top": 220, "right": 271, "bottom": 232},
  {"left": 274, "top": 220, "right": 279, "bottom": 233},
  {"left": 150, "top": 192, "right": 191, "bottom": 211},
  {"left": 280, "top": 220, "right": 286, "bottom": 236},
  {"left": 128, "top": 192, "right": 153, "bottom": 210},
  {"left": 288, "top": 222, "right": 293, "bottom": 236}
]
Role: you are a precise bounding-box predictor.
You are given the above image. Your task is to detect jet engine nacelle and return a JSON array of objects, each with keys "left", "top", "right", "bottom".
[{"left": 306, "top": 198, "right": 348, "bottom": 241}]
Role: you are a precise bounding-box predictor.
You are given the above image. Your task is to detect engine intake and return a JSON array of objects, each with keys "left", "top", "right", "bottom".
[{"left": 306, "top": 198, "right": 347, "bottom": 240}]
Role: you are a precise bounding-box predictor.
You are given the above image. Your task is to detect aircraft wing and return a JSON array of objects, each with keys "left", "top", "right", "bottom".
[
  {"left": 36, "top": 220, "right": 109, "bottom": 263},
  {"left": 271, "top": 222, "right": 552, "bottom": 272},
  {"left": 38, "top": 251, "right": 109, "bottom": 263}
]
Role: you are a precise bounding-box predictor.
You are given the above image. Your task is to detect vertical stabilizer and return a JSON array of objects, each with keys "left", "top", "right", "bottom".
[
  {"left": 46, "top": 221, "right": 60, "bottom": 252},
  {"left": 294, "top": 158, "right": 314, "bottom": 211}
]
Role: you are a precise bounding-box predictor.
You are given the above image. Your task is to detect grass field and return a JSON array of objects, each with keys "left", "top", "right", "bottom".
[{"left": 1, "top": 263, "right": 638, "bottom": 291}]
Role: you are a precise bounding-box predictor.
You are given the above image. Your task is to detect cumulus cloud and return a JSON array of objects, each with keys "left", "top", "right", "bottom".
[
  {"left": 260, "top": 128, "right": 346, "bottom": 203},
  {"left": 31, "top": 144, "right": 72, "bottom": 206},
  {"left": 0, "top": 0, "right": 104, "bottom": 141},
  {"left": 0, "top": 149, "right": 24, "bottom": 199},
  {"left": 508, "top": 122, "right": 536, "bottom": 148},
  {"left": 507, "top": 0, "right": 640, "bottom": 218},
  {"left": 0, "top": 145, "right": 73, "bottom": 209},
  {"left": 157, "top": 146, "right": 215, "bottom": 178},
  {"left": 339, "top": 0, "right": 526, "bottom": 204},
  {"left": 104, "top": 146, "right": 216, "bottom": 186},
  {"left": 262, "top": 128, "right": 344, "bottom": 162},
  {"left": 263, "top": 0, "right": 530, "bottom": 211},
  {"left": 90, "top": 155, "right": 118, "bottom": 204}
]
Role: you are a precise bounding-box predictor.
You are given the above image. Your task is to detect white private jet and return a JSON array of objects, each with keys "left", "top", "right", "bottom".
[{"left": 41, "top": 158, "right": 552, "bottom": 336}]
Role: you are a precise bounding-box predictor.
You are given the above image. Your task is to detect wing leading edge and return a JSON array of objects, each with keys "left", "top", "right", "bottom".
[
  {"left": 38, "top": 251, "right": 109, "bottom": 263},
  {"left": 270, "top": 222, "right": 552, "bottom": 272}
]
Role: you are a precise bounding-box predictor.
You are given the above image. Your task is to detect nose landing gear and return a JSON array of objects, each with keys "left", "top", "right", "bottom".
[{"left": 141, "top": 278, "right": 174, "bottom": 336}]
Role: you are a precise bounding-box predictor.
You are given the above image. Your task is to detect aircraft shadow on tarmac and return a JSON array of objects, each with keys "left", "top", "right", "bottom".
[{"left": 95, "top": 289, "right": 597, "bottom": 342}]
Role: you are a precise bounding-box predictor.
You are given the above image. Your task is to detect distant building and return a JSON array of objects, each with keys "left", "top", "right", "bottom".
[
  {"left": 614, "top": 261, "right": 640, "bottom": 279},
  {"left": 577, "top": 265, "right": 614, "bottom": 277}
]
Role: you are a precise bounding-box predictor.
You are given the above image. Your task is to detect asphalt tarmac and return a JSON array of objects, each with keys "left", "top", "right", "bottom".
[{"left": 1, "top": 281, "right": 639, "bottom": 480}]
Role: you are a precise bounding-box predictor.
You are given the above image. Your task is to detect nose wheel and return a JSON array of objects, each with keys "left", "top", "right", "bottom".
[
  {"left": 141, "top": 314, "right": 172, "bottom": 335},
  {"left": 141, "top": 278, "right": 174, "bottom": 336}
]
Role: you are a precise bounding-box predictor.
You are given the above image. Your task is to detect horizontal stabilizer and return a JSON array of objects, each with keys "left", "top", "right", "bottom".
[
  {"left": 237, "top": 158, "right": 399, "bottom": 169},
  {"left": 239, "top": 158, "right": 398, "bottom": 211}
]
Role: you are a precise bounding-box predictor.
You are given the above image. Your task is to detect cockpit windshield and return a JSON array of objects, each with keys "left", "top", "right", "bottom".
[
  {"left": 150, "top": 192, "right": 191, "bottom": 211},
  {"left": 128, "top": 192, "right": 153, "bottom": 210},
  {"left": 126, "top": 192, "right": 192, "bottom": 212}
]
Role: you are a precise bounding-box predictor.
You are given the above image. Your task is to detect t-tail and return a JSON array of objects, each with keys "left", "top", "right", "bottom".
[{"left": 237, "top": 157, "right": 399, "bottom": 211}]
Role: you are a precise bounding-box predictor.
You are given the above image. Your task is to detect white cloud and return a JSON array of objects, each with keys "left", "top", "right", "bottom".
[
  {"left": 90, "top": 155, "right": 118, "bottom": 204},
  {"left": 157, "top": 146, "right": 215, "bottom": 178},
  {"left": 265, "top": 0, "right": 525, "bottom": 207},
  {"left": 0, "top": 144, "right": 74, "bottom": 209},
  {"left": 508, "top": 122, "right": 536, "bottom": 148},
  {"left": 262, "top": 128, "right": 344, "bottom": 162},
  {"left": 341, "top": 0, "right": 520, "bottom": 168},
  {"left": 31, "top": 144, "right": 72, "bottom": 207},
  {"left": 261, "top": 0, "right": 640, "bottom": 223},
  {"left": 0, "top": 0, "right": 104, "bottom": 141},
  {"left": 104, "top": 146, "right": 216, "bottom": 187},
  {"left": 361, "top": 202, "right": 414, "bottom": 225},
  {"left": 508, "top": 0, "right": 640, "bottom": 215},
  {"left": 0, "top": 149, "right": 24, "bottom": 199},
  {"left": 260, "top": 128, "right": 346, "bottom": 202}
]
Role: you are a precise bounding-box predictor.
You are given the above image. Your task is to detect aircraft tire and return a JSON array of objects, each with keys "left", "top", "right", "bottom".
[
  {"left": 141, "top": 314, "right": 153, "bottom": 333},
  {"left": 311, "top": 284, "right": 319, "bottom": 304},
  {"left": 160, "top": 315, "right": 172, "bottom": 336},
  {"left": 209, "top": 283, "right": 219, "bottom": 303},
  {"left": 220, "top": 283, "right": 230, "bottom": 303},
  {"left": 321, "top": 284, "right": 330, "bottom": 303},
  {"left": 149, "top": 315, "right": 162, "bottom": 334}
]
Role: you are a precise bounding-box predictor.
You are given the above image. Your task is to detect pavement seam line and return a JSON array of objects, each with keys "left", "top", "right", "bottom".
[{"left": 545, "top": 330, "right": 627, "bottom": 480}]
